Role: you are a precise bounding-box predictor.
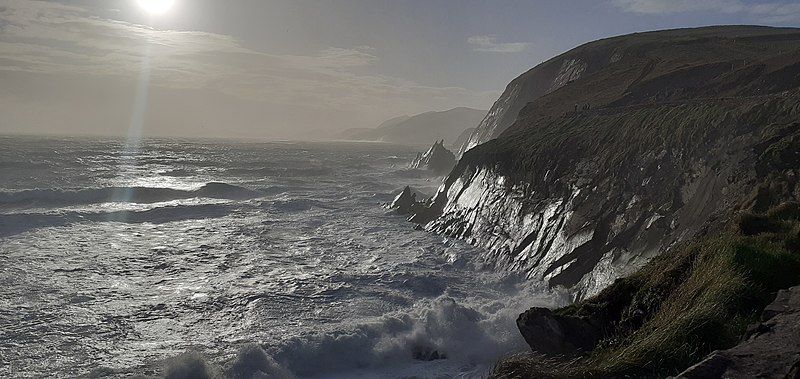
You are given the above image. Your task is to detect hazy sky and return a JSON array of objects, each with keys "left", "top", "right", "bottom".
[{"left": 0, "top": 0, "right": 798, "bottom": 140}]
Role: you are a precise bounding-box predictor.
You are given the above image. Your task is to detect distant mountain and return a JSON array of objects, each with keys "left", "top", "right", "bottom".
[
  {"left": 376, "top": 114, "right": 412, "bottom": 130},
  {"left": 338, "top": 107, "right": 485, "bottom": 147}
]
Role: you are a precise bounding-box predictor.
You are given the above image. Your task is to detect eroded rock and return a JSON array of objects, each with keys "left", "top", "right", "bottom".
[{"left": 409, "top": 140, "right": 456, "bottom": 175}]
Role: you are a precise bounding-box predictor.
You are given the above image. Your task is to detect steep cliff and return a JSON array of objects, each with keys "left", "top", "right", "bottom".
[
  {"left": 459, "top": 25, "right": 800, "bottom": 155},
  {"left": 413, "top": 25, "right": 800, "bottom": 299}
]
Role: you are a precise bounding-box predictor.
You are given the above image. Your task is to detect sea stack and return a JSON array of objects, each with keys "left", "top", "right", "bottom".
[{"left": 409, "top": 140, "right": 456, "bottom": 175}]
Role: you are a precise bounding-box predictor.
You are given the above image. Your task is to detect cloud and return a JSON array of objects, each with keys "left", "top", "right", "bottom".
[
  {"left": 467, "top": 35, "right": 530, "bottom": 53},
  {"left": 0, "top": 0, "right": 497, "bottom": 137},
  {"left": 612, "top": 0, "right": 800, "bottom": 22}
]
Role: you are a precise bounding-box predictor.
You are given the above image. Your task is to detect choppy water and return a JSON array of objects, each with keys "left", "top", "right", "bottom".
[{"left": 0, "top": 136, "right": 565, "bottom": 378}]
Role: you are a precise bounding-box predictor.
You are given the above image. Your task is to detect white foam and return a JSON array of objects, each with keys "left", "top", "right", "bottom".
[{"left": 236, "top": 280, "right": 568, "bottom": 378}]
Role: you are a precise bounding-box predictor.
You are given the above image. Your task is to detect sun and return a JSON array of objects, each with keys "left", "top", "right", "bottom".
[{"left": 137, "top": 0, "right": 175, "bottom": 15}]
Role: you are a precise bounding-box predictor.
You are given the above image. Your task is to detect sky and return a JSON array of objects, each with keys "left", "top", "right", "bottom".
[{"left": 0, "top": 0, "right": 798, "bottom": 140}]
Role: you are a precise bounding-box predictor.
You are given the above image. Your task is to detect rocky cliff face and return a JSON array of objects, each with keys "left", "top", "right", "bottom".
[{"left": 412, "top": 26, "right": 800, "bottom": 299}]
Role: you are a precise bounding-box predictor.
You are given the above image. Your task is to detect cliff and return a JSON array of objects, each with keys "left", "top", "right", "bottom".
[
  {"left": 409, "top": 25, "right": 800, "bottom": 299},
  {"left": 339, "top": 107, "right": 485, "bottom": 147},
  {"left": 396, "top": 25, "right": 800, "bottom": 378},
  {"left": 459, "top": 25, "right": 800, "bottom": 155}
]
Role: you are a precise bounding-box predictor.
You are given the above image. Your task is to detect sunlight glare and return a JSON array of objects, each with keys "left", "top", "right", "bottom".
[{"left": 137, "top": 0, "right": 175, "bottom": 15}]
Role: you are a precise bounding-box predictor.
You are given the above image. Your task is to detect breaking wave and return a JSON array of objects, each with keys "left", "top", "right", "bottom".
[
  {"left": 226, "top": 167, "right": 334, "bottom": 177},
  {"left": 164, "top": 285, "right": 567, "bottom": 378},
  {"left": 0, "top": 182, "right": 262, "bottom": 208},
  {"left": 0, "top": 203, "right": 234, "bottom": 237}
]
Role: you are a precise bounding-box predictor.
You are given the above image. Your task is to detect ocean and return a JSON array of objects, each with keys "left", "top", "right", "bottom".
[{"left": 0, "top": 136, "right": 565, "bottom": 378}]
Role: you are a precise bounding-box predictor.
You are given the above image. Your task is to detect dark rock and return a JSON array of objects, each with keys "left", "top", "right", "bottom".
[
  {"left": 388, "top": 186, "right": 417, "bottom": 214},
  {"left": 762, "top": 286, "right": 800, "bottom": 321},
  {"left": 409, "top": 140, "right": 457, "bottom": 175},
  {"left": 386, "top": 184, "right": 449, "bottom": 227},
  {"left": 411, "top": 345, "right": 447, "bottom": 361},
  {"left": 516, "top": 307, "right": 604, "bottom": 356},
  {"left": 675, "top": 286, "right": 800, "bottom": 379}
]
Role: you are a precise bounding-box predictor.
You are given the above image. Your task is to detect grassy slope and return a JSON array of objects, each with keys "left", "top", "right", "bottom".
[
  {"left": 493, "top": 202, "right": 800, "bottom": 378},
  {"left": 455, "top": 26, "right": 800, "bottom": 193}
]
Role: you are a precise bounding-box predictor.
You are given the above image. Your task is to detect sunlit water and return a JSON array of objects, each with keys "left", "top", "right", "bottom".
[{"left": 0, "top": 136, "right": 566, "bottom": 378}]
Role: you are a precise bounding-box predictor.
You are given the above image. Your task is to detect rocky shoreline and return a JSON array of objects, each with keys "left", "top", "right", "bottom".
[{"left": 392, "top": 25, "right": 800, "bottom": 377}]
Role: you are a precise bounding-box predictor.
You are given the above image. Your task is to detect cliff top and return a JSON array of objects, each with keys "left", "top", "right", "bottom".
[
  {"left": 461, "top": 25, "right": 800, "bottom": 154},
  {"left": 459, "top": 25, "right": 800, "bottom": 189}
]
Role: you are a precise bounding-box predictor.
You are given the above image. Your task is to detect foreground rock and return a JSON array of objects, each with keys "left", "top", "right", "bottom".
[
  {"left": 387, "top": 185, "right": 445, "bottom": 224},
  {"left": 409, "top": 140, "right": 456, "bottom": 175},
  {"left": 516, "top": 307, "right": 603, "bottom": 356},
  {"left": 493, "top": 202, "right": 800, "bottom": 378},
  {"left": 676, "top": 286, "right": 800, "bottom": 379}
]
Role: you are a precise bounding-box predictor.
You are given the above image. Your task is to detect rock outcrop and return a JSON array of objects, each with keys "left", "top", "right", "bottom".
[
  {"left": 676, "top": 286, "right": 800, "bottom": 379},
  {"left": 388, "top": 25, "right": 800, "bottom": 379},
  {"left": 409, "top": 140, "right": 457, "bottom": 175},
  {"left": 387, "top": 186, "right": 425, "bottom": 215},
  {"left": 516, "top": 307, "right": 603, "bottom": 356},
  {"left": 388, "top": 185, "right": 447, "bottom": 225},
  {"left": 406, "top": 25, "right": 800, "bottom": 299}
]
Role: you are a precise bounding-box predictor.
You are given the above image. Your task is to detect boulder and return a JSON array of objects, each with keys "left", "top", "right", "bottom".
[{"left": 516, "top": 307, "right": 604, "bottom": 356}]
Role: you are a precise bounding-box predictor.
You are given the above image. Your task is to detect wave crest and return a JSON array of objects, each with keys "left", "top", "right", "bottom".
[
  {"left": 0, "top": 182, "right": 261, "bottom": 208},
  {"left": 165, "top": 288, "right": 566, "bottom": 378}
]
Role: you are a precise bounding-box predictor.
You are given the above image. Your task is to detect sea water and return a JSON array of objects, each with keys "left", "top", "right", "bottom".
[{"left": 0, "top": 136, "right": 566, "bottom": 378}]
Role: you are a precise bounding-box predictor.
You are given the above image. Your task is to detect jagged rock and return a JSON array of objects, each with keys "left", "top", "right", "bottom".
[
  {"left": 387, "top": 185, "right": 447, "bottom": 226},
  {"left": 516, "top": 307, "right": 603, "bottom": 356},
  {"left": 388, "top": 186, "right": 418, "bottom": 214},
  {"left": 409, "top": 140, "right": 456, "bottom": 175},
  {"left": 675, "top": 286, "right": 800, "bottom": 378}
]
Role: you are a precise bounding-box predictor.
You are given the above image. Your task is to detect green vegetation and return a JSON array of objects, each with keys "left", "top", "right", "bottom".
[{"left": 492, "top": 202, "right": 800, "bottom": 378}]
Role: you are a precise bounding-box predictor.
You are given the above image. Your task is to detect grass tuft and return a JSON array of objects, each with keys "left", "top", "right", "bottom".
[{"left": 492, "top": 201, "right": 800, "bottom": 378}]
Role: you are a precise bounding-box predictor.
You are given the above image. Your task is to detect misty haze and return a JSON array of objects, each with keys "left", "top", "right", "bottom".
[{"left": 2, "top": 1, "right": 800, "bottom": 378}]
